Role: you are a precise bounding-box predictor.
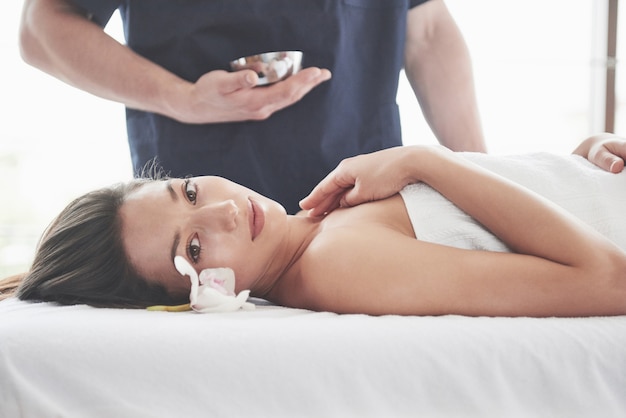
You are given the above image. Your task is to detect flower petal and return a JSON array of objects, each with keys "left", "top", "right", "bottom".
[
  {"left": 199, "top": 268, "right": 235, "bottom": 295},
  {"left": 173, "top": 256, "right": 254, "bottom": 313},
  {"left": 191, "top": 289, "right": 253, "bottom": 313}
]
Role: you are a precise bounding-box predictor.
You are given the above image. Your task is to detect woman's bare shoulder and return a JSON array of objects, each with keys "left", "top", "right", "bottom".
[
  {"left": 274, "top": 196, "right": 417, "bottom": 312},
  {"left": 290, "top": 223, "right": 419, "bottom": 313}
]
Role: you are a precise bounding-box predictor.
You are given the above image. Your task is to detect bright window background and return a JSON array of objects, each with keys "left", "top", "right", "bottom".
[{"left": 1, "top": 1, "right": 623, "bottom": 276}]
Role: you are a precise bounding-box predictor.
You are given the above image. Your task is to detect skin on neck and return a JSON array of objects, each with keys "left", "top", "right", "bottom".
[{"left": 249, "top": 214, "right": 322, "bottom": 299}]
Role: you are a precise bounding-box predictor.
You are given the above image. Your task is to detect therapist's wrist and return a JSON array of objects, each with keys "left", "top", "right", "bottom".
[{"left": 155, "top": 78, "right": 199, "bottom": 124}]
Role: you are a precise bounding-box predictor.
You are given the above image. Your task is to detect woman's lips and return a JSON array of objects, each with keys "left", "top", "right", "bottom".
[{"left": 248, "top": 197, "right": 265, "bottom": 241}]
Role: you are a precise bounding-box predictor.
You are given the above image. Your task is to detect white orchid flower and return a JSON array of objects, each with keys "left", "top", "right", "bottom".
[{"left": 174, "top": 256, "right": 255, "bottom": 313}]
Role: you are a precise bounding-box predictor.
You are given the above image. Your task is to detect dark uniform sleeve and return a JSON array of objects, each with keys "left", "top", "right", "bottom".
[
  {"left": 409, "top": 0, "right": 431, "bottom": 7},
  {"left": 69, "top": 0, "right": 121, "bottom": 27}
]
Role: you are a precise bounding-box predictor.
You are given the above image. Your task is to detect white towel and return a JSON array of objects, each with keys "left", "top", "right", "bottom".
[{"left": 400, "top": 152, "right": 626, "bottom": 251}]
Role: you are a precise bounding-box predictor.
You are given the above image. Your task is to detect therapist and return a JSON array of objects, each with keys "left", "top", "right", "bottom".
[{"left": 19, "top": 0, "right": 485, "bottom": 214}]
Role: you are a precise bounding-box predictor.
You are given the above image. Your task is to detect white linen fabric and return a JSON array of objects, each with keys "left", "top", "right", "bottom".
[
  {"left": 1, "top": 297, "right": 626, "bottom": 418},
  {"left": 400, "top": 152, "right": 626, "bottom": 251},
  {"left": 3, "top": 153, "right": 626, "bottom": 417}
]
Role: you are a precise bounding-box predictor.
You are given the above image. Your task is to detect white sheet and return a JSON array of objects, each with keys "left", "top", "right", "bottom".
[
  {"left": 401, "top": 153, "right": 626, "bottom": 252},
  {"left": 1, "top": 297, "right": 625, "bottom": 417}
]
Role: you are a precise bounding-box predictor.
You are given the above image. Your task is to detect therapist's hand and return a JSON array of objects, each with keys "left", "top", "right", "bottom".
[
  {"left": 572, "top": 133, "right": 626, "bottom": 173},
  {"left": 175, "top": 67, "right": 331, "bottom": 124},
  {"left": 19, "top": 0, "right": 331, "bottom": 126}
]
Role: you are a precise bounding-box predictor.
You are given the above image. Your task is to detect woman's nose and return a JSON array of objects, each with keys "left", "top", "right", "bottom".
[{"left": 195, "top": 200, "right": 239, "bottom": 231}]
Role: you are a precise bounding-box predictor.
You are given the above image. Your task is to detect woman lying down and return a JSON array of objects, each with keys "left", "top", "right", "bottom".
[{"left": 1, "top": 134, "right": 626, "bottom": 317}]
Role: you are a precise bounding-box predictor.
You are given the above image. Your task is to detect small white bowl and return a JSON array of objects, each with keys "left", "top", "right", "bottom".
[{"left": 230, "top": 51, "right": 303, "bottom": 85}]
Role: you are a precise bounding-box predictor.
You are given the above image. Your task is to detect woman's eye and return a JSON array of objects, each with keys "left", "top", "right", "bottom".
[
  {"left": 184, "top": 179, "right": 197, "bottom": 204},
  {"left": 188, "top": 236, "right": 201, "bottom": 263}
]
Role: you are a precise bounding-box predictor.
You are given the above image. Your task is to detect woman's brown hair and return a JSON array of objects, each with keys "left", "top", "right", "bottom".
[{"left": 0, "top": 180, "right": 186, "bottom": 308}]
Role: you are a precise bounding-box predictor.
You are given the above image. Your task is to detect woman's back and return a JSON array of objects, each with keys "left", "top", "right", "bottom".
[{"left": 273, "top": 148, "right": 626, "bottom": 316}]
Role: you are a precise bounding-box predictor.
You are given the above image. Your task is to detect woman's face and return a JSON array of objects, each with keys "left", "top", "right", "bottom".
[{"left": 119, "top": 176, "right": 289, "bottom": 298}]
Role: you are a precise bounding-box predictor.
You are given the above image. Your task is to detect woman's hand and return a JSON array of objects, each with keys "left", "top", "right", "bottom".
[
  {"left": 299, "top": 146, "right": 442, "bottom": 217},
  {"left": 572, "top": 133, "right": 626, "bottom": 173}
]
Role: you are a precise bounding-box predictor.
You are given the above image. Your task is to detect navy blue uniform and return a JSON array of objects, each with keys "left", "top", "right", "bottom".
[{"left": 73, "top": 0, "right": 429, "bottom": 213}]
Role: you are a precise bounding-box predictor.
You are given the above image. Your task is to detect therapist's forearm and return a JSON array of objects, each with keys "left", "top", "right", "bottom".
[
  {"left": 408, "top": 45, "right": 486, "bottom": 152},
  {"left": 404, "top": 2, "right": 486, "bottom": 152},
  {"left": 19, "top": 0, "right": 191, "bottom": 119}
]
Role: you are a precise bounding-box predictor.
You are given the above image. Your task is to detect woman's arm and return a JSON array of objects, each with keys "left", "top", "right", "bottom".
[
  {"left": 300, "top": 135, "right": 626, "bottom": 216},
  {"left": 300, "top": 147, "right": 626, "bottom": 317},
  {"left": 19, "top": 0, "right": 330, "bottom": 124},
  {"left": 304, "top": 224, "right": 626, "bottom": 317}
]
